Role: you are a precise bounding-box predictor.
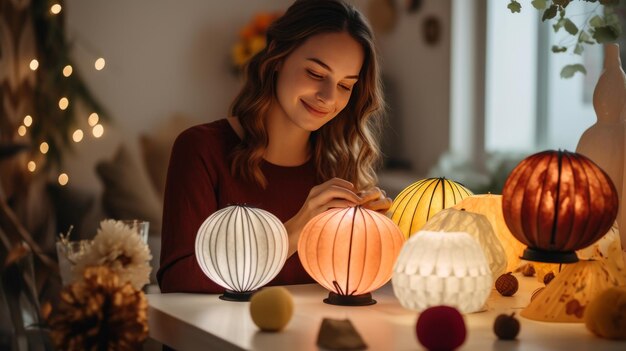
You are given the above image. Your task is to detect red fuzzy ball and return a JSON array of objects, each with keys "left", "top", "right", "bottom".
[{"left": 416, "top": 306, "right": 466, "bottom": 351}]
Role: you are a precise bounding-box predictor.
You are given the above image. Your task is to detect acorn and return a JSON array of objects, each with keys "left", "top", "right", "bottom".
[
  {"left": 494, "top": 313, "right": 520, "bottom": 340},
  {"left": 495, "top": 272, "right": 519, "bottom": 296},
  {"left": 543, "top": 272, "right": 555, "bottom": 285},
  {"left": 520, "top": 263, "right": 535, "bottom": 277}
]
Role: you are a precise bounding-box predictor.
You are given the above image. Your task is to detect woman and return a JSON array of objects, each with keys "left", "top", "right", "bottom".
[{"left": 158, "top": 0, "right": 392, "bottom": 293}]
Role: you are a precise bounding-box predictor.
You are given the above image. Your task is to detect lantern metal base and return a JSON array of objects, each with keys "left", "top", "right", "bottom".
[
  {"left": 521, "top": 247, "right": 579, "bottom": 264},
  {"left": 219, "top": 289, "right": 255, "bottom": 302},
  {"left": 323, "top": 292, "right": 376, "bottom": 306}
]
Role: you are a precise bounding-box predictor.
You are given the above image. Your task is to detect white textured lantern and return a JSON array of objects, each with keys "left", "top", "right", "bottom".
[
  {"left": 392, "top": 231, "right": 492, "bottom": 313},
  {"left": 422, "top": 208, "right": 507, "bottom": 280},
  {"left": 195, "top": 205, "right": 288, "bottom": 301}
]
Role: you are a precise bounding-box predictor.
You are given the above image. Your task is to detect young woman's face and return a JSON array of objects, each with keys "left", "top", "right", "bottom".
[{"left": 274, "top": 31, "right": 364, "bottom": 132}]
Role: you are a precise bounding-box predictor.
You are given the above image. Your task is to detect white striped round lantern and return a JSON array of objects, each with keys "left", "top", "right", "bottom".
[
  {"left": 298, "top": 206, "right": 405, "bottom": 306},
  {"left": 195, "top": 205, "right": 288, "bottom": 301}
]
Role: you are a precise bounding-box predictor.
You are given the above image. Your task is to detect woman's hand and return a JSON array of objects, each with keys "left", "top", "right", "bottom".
[
  {"left": 284, "top": 178, "right": 361, "bottom": 256},
  {"left": 358, "top": 187, "right": 393, "bottom": 213}
]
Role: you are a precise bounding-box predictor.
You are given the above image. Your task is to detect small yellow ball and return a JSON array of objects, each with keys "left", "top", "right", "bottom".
[
  {"left": 249, "top": 287, "right": 294, "bottom": 332},
  {"left": 585, "top": 287, "right": 626, "bottom": 340}
]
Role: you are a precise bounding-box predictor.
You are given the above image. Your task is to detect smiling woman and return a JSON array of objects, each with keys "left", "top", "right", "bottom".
[
  {"left": 157, "top": 0, "right": 392, "bottom": 293},
  {"left": 270, "top": 31, "right": 364, "bottom": 157}
]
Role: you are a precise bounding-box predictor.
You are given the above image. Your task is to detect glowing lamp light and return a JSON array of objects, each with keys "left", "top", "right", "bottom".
[
  {"left": 58, "top": 173, "right": 68, "bottom": 186},
  {"left": 39, "top": 142, "right": 49, "bottom": 154},
  {"left": 94, "top": 58, "right": 106, "bottom": 70},
  {"left": 23, "top": 115, "right": 32, "bottom": 127},
  {"left": 298, "top": 206, "right": 405, "bottom": 306},
  {"left": 388, "top": 177, "right": 473, "bottom": 239},
  {"left": 392, "top": 231, "right": 492, "bottom": 313},
  {"left": 29, "top": 59, "right": 38, "bottom": 70},
  {"left": 521, "top": 260, "right": 626, "bottom": 323},
  {"left": 58, "top": 97, "right": 69, "bottom": 110},
  {"left": 88, "top": 113, "right": 99, "bottom": 126},
  {"left": 63, "top": 65, "right": 73, "bottom": 77},
  {"left": 50, "top": 4, "right": 62, "bottom": 14},
  {"left": 453, "top": 194, "right": 526, "bottom": 272},
  {"left": 27, "top": 161, "right": 36, "bottom": 172},
  {"left": 92, "top": 124, "right": 104, "bottom": 138},
  {"left": 502, "top": 150, "right": 618, "bottom": 263},
  {"left": 422, "top": 208, "right": 507, "bottom": 280},
  {"left": 195, "top": 205, "right": 289, "bottom": 301},
  {"left": 17, "top": 126, "right": 27, "bottom": 136},
  {"left": 72, "top": 129, "right": 83, "bottom": 142}
]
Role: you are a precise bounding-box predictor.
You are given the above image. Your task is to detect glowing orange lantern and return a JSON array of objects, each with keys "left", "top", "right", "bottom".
[
  {"left": 453, "top": 194, "right": 525, "bottom": 272},
  {"left": 298, "top": 206, "right": 405, "bottom": 305},
  {"left": 502, "top": 150, "right": 618, "bottom": 263},
  {"left": 388, "top": 177, "right": 473, "bottom": 239}
]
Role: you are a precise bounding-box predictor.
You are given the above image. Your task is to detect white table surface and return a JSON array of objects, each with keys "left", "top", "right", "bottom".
[{"left": 147, "top": 274, "right": 626, "bottom": 351}]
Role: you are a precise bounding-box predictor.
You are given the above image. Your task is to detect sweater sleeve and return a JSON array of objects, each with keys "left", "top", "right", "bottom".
[{"left": 157, "top": 127, "right": 225, "bottom": 293}]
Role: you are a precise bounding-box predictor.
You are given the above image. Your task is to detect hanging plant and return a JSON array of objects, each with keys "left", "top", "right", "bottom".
[{"left": 507, "top": 0, "right": 622, "bottom": 78}]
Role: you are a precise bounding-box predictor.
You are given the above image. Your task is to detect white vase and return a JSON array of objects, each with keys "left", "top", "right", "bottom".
[{"left": 576, "top": 43, "right": 626, "bottom": 256}]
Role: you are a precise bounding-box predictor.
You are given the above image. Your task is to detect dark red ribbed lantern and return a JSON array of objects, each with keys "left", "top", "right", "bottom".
[{"left": 502, "top": 150, "right": 618, "bottom": 263}]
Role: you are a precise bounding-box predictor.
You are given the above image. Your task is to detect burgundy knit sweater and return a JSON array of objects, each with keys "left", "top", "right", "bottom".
[{"left": 157, "top": 119, "right": 316, "bottom": 293}]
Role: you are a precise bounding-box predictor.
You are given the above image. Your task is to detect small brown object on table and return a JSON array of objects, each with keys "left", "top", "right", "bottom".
[{"left": 495, "top": 272, "right": 519, "bottom": 296}]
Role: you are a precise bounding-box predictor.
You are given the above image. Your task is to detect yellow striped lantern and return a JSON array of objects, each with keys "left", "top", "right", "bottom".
[{"left": 388, "top": 177, "right": 473, "bottom": 239}]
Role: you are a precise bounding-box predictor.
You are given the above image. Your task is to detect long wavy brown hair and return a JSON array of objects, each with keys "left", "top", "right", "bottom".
[{"left": 230, "top": 0, "right": 384, "bottom": 190}]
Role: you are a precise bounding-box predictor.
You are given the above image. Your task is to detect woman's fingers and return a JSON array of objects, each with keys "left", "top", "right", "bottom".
[
  {"left": 307, "top": 181, "right": 393, "bottom": 218},
  {"left": 358, "top": 187, "right": 392, "bottom": 208},
  {"left": 309, "top": 178, "right": 356, "bottom": 198},
  {"left": 358, "top": 187, "right": 383, "bottom": 204},
  {"left": 323, "top": 199, "right": 359, "bottom": 211},
  {"left": 361, "top": 197, "right": 393, "bottom": 212},
  {"left": 309, "top": 185, "right": 361, "bottom": 208}
]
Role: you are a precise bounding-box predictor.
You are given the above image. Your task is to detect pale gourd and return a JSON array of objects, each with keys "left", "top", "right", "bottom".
[
  {"left": 585, "top": 287, "right": 626, "bottom": 340},
  {"left": 249, "top": 287, "right": 294, "bottom": 332}
]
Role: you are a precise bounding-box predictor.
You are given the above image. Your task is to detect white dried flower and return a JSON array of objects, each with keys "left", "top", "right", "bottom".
[{"left": 74, "top": 220, "right": 152, "bottom": 289}]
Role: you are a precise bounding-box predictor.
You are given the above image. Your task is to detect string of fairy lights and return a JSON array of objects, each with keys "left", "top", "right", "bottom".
[{"left": 16, "top": 2, "right": 106, "bottom": 187}]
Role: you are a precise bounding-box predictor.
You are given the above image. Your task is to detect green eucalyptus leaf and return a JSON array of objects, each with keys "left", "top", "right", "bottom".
[
  {"left": 561, "top": 64, "right": 587, "bottom": 78},
  {"left": 574, "top": 43, "right": 584, "bottom": 55},
  {"left": 564, "top": 19, "right": 578, "bottom": 35},
  {"left": 589, "top": 15, "right": 604, "bottom": 28},
  {"left": 553, "top": 18, "right": 565, "bottom": 32},
  {"left": 552, "top": 45, "right": 568, "bottom": 53},
  {"left": 593, "top": 25, "right": 619, "bottom": 43},
  {"left": 542, "top": 5, "right": 558, "bottom": 21},
  {"left": 531, "top": 0, "right": 547, "bottom": 9},
  {"left": 579, "top": 31, "right": 594, "bottom": 44},
  {"left": 508, "top": 0, "right": 521, "bottom": 13}
]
